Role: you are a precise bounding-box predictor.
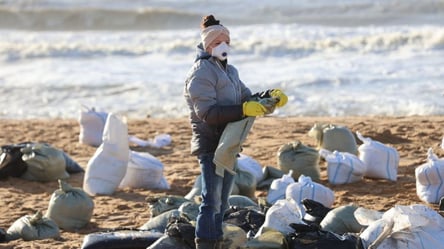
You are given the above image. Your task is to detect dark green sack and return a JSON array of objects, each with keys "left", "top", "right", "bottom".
[{"left": 277, "top": 141, "right": 320, "bottom": 181}]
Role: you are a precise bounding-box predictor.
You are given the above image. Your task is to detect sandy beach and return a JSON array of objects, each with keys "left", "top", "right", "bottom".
[{"left": 0, "top": 115, "right": 443, "bottom": 248}]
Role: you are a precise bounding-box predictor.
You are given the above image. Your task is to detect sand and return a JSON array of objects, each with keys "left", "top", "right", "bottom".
[{"left": 0, "top": 115, "right": 443, "bottom": 248}]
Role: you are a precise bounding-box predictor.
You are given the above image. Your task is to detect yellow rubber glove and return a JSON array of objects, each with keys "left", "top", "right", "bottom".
[
  {"left": 243, "top": 101, "right": 267, "bottom": 116},
  {"left": 270, "top": 89, "right": 288, "bottom": 107}
]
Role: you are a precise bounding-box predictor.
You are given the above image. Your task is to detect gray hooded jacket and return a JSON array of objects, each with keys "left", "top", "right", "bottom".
[{"left": 184, "top": 44, "right": 252, "bottom": 156}]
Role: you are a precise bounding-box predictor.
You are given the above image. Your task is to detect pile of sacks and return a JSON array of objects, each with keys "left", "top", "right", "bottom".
[
  {"left": 80, "top": 192, "right": 444, "bottom": 249},
  {"left": 79, "top": 106, "right": 171, "bottom": 196},
  {"left": 78, "top": 121, "right": 444, "bottom": 248}
]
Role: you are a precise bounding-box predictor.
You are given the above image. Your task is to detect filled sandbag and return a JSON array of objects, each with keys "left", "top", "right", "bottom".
[
  {"left": 177, "top": 202, "right": 200, "bottom": 221},
  {"left": 83, "top": 113, "right": 129, "bottom": 196},
  {"left": 356, "top": 132, "right": 399, "bottom": 181},
  {"left": 147, "top": 235, "right": 190, "bottom": 249},
  {"left": 81, "top": 229, "right": 163, "bottom": 249},
  {"left": 415, "top": 148, "right": 444, "bottom": 203},
  {"left": 6, "top": 211, "right": 60, "bottom": 241},
  {"left": 147, "top": 195, "right": 191, "bottom": 218},
  {"left": 277, "top": 141, "right": 321, "bottom": 181},
  {"left": 320, "top": 204, "right": 364, "bottom": 234},
  {"left": 228, "top": 195, "right": 259, "bottom": 209},
  {"left": 241, "top": 227, "right": 287, "bottom": 249},
  {"left": 62, "top": 152, "right": 84, "bottom": 174},
  {"left": 221, "top": 223, "right": 248, "bottom": 249},
  {"left": 237, "top": 153, "right": 264, "bottom": 184},
  {"left": 319, "top": 149, "right": 366, "bottom": 185},
  {"left": 78, "top": 105, "right": 108, "bottom": 147},
  {"left": 20, "top": 143, "right": 69, "bottom": 182},
  {"left": 286, "top": 175, "right": 335, "bottom": 208},
  {"left": 45, "top": 180, "right": 94, "bottom": 230},
  {"left": 257, "top": 198, "right": 305, "bottom": 237},
  {"left": 139, "top": 209, "right": 180, "bottom": 232},
  {"left": 359, "top": 204, "right": 444, "bottom": 249},
  {"left": 234, "top": 167, "right": 257, "bottom": 199},
  {"left": 119, "top": 151, "right": 169, "bottom": 190},
  {"left": 308, "top": 123, "right": 358, "bottom": 155},
  {"left": 257, "top": 166, "right": 285, "bottom": 190},
  {"left": 267, "top": 170, "right": 295, "bottom": 205}
]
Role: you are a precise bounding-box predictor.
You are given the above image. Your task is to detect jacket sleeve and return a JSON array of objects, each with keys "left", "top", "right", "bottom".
[
  {"left": 186, "top": 73, "right": 244, "bottom": 126},
  {"left": 204, "top": 104, "right": 243, "bottom": 125}
]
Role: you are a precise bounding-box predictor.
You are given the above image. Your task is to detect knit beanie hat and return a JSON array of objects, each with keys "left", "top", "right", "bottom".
[{"left": 200, "top": 15, "right": 230, "bottom": 50}]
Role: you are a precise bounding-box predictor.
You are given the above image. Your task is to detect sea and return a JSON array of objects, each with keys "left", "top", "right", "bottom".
[{"left": 1, "top": 0, "right": 443, "bottom": 119}]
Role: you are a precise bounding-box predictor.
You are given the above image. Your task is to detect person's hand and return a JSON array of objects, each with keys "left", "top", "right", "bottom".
[
  {"left": 270, "top": 89, "right": 288, "bottom": 107},
  {"left": 243, "top": 101, "right": 267, "bottom": 116}
]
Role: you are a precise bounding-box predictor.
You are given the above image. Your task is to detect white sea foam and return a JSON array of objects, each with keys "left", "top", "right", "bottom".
[{"left": 0, "top": 0, "right": 443, "bottom": 119}]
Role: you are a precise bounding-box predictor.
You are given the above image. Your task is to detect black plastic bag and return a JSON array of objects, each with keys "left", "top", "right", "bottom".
[
  {"left": 286, "top": 223, "right": 363, "bottom": 249},
  {"left": 0, "top": 143, "right": 29, "bottom": 179}
]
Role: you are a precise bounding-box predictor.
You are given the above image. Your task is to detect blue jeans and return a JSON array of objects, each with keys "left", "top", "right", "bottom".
[{"left": 195, "top": 153, "right": 235, "bottom": 241}]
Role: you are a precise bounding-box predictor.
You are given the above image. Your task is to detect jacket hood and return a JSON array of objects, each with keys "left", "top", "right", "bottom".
[{"left": 194, "top": 43, "right": 211, "bottom": 62}]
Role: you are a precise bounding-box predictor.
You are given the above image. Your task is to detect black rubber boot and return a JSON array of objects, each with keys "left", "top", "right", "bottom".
[{"left": 195, "top": 238, "right": 216, "bottom": 249}]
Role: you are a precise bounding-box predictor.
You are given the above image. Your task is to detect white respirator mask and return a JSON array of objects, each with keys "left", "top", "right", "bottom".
[{"left": 211, "top": 42, "right": 230, "bottom": 61}]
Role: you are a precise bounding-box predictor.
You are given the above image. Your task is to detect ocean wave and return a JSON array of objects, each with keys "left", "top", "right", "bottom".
[
  {"left": 1, "top": 26, "right": 443, "bottom": 61},
  {"left": 0, "top": 7, "right": 201, "bottom": 30},
  {"left": 0, "top": 0, "right": 443, "bottom": 30}
]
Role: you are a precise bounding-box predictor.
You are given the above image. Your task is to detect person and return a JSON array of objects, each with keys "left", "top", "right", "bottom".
[{"left": 183, "top": 15, "right": 288, "bottom": 249}]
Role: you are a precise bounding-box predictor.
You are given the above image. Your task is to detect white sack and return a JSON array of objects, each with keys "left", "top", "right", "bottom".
[
  {"left": 237, "top": 153, "right": 264, "bottom": 184},
  {"left": 83, "top": 113, "right": 129, "bottom": 196},
  {"left": 266, "top": 170, "right": 295, "bottom": 205},
  {"left": 415, "top": 148, "right": 444, "bottom": 203},
  {"left": 286, "top": 175, "right": 335, "bottom": 208},
  {"left": 119, "top": 151, "right": 169, "bottom": 190},
  {"left": 357, "top": 132, "right": 399, "bottom": 181},
  {"left": 78, "top": 106, "right": 108, "bottom": 147},
  {"left": 319, "top": 149, "right": 366, "bottom": 185},
  {"left": 359, "top": 204, "right": 444, "bottom": 249},
  {"left": 256, "top": 198, "right": 305, "bottom": 237}
]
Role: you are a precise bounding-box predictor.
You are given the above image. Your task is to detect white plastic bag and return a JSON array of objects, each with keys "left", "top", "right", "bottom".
[
  {"left": 319, "top": 149, "right": 366, "bottom": 185},
  {"left": 286, "top": 175, "right": 335, "bottom": 208},
  {"left": 356, "top": 132, "right": 399, "bottom": 181},
  {"left": 119, "top": 151, "right": 169, "bottom": 190},
  {"left": 83, "top": 113, "right": 129, "bottom": 196},
  {"left": 415, "top": 148, "right": 444, "bottom": 203}
]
